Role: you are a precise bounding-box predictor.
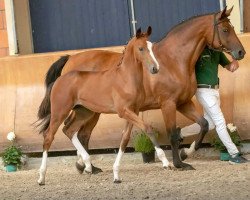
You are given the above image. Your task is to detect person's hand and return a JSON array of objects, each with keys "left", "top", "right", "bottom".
[{"left": 226, "top": 60, "right": 239, "bottom": 72}]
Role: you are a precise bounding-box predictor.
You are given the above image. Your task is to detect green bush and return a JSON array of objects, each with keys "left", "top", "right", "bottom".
[
  {"left": 2, "top": 145, "right": 23, "bottom": 168},
  {"left": 133, "top": 130, "right": 157, "bottom": 154},
  {"left": 211, "top": 129, "right": 241, "bottom": 152}
]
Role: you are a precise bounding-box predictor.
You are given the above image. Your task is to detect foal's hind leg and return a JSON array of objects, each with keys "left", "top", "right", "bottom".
[
  {"left": 62, "top": 107, "right": 99, "bottom": 174},
  {"left": 63, "top": 109, "right": 101, "bottom": 174},
  {"left": 38, "top": 109, "right": 71, "bottom": 185},
  {"left": 76, "top": 113, "right": 102, "bottom": 174},
  {"left": 177, "top": 100, "right": 209, "bottom": 160}
]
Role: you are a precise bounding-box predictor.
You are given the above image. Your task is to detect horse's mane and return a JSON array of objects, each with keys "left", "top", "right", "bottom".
[{"left": 157, "top": 12, "right": 217, "bottom": 43}]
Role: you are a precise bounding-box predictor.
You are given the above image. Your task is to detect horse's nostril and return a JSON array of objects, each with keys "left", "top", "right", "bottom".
[{"left": 238, "top": 50, "right": 244, "bottom": 57}]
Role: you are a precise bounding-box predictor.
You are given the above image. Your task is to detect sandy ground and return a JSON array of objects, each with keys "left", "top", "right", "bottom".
[{"left": 0, "top": 152, "right": 250, "bottom": 200}]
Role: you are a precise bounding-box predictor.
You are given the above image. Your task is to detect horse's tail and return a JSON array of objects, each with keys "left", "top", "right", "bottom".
[{"left": 45, "top": 55, "right": 70, "bottom": 88}]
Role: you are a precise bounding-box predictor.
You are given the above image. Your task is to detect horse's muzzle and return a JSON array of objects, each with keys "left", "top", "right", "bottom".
[{"left": 232, "top": 48, "right": 246, "bottom": 60}]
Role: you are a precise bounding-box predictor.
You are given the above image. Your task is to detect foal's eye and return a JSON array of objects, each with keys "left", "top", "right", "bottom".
[
  {"left": 139, "top": 47, "right": 144, "bottom": 51},
  {"left": 223, "top": 29, "right": 228, "bottom": 33}
]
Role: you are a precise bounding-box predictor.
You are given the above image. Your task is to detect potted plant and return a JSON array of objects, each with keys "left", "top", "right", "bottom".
[
  {"left": 133, "top": 129, "right": 158, "bottom": 163},
  {"left": 2, "top": 132, "right": 23, "bottom": 172},
  {"left": 210, "top": 123, "right": 241, "bottom": 161}
]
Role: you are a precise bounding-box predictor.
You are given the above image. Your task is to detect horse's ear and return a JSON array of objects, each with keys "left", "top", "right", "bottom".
[
  {"left": 219, "top": 6, "right": 233, "bottom": 19},
  {"left": 136, "top": 27, "right": 142, "bottom": 38},
  {"left": 147, "top": 26, "right": 152, "bottom": 36}
]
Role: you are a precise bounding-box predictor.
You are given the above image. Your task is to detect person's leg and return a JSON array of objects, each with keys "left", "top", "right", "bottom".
[{"left": 197, "top": 89, "right": 239, "bottom": 156}]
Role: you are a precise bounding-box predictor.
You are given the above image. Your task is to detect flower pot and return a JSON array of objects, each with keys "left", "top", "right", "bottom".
[
  {"left": 5, "top": 164, "right": 17, "bottom": 172},
  {"left": 220, "top": 151, "right": 230, "bottom": 161},
  {"left": 142, "top": 152, "right": 155, "bottom": 163}
]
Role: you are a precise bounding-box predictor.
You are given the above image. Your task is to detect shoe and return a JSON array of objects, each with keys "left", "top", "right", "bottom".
[{"left": 229, "top": 153, "right": 249, "bottom": 164}]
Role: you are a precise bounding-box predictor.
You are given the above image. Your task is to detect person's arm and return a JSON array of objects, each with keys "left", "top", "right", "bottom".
[
  {"left": 225, "top": 59, "right": 239, "bottom": 72},
  {"left": 220, "top": 52, "right": 239, "bottom": 72}
]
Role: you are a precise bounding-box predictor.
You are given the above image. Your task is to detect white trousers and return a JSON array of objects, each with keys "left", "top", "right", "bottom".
[{"left": 181, "top": 88, "right": 239, "bottom": 156}]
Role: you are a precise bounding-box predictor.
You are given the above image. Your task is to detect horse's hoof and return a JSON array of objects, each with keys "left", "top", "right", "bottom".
[
  {"left": 75, "top": 162, "right": 85, "bottom": 174},
  {"left": 92, "top": 165, "right": 103, "bottom": 174},
  {"left": 174, "top": 162, "right": 195, "bottom": 171},
  {"left": 179, "top": 149, "right": 188, "bottom": 161},
  {"left": 113, "top": 179, "right": 122, "bottom": 184}
]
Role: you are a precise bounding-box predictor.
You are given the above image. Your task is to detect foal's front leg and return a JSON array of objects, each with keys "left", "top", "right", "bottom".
[
  {"left": 113, "top": 121, "right": 133, "bottom": 183},
  {"left": 120, "top": 109, "right": 170, "bottom": 168}
]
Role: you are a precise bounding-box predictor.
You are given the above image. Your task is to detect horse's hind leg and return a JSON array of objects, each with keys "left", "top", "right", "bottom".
[
  {"left": 177, "top": 100, "right": 209, "bottom": 160},
  {"left": 113, "top": 121, "right": 133, "bottom": 183}
]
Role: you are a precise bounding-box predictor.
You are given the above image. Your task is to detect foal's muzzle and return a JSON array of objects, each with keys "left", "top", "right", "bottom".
[{"left": 150, "top": 65, "right": 159, "bottom": 74}]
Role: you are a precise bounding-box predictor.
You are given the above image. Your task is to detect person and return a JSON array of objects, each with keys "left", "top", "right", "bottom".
[{"left": 181, "top": 46, "right": 248, "bottom": 164}]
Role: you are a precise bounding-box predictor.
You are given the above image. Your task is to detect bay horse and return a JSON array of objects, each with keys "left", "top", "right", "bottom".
[
  {"left": 37, "top": 27, "right": 167, "bottom": 185},
  {"left": 38, "top": 7, "right": 245, "bottom": 182}
]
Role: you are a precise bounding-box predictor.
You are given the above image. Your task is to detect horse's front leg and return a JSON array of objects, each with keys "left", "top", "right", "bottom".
[
  {"left": 161, "top": 101, "right": 195, "bottom": 170},
  {"left": 121, "top": 109, "right": 170, "bottom": 169},
  {"left": 177, "top": 100, "right": 209, "bottom": 160}
]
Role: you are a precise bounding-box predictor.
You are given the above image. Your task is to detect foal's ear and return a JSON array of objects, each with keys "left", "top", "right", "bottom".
[
  {"left": 147, "top": 26, "right": 152, "bottom": 36},
  {"left": 136, "top": 27, "right": 142, "bottom": 38},
  {"left": 219, "top": 6, "right": 233, "bottom": 19}
]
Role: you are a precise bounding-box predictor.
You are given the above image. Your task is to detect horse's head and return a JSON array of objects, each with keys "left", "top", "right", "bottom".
[
  {"left": 208, "top": 7, "right": 245, "bottom": 60},
  {"left": 130, "top": 26, "right": 159, "bottom": 74}
]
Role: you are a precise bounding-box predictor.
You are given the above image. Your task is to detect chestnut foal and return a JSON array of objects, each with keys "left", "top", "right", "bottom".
[{"left": 37, "top": 27, "right": 169, "bottom": 185}]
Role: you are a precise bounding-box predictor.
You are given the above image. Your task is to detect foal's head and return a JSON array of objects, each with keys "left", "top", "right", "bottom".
[
  {"left": 126, "top": 26, "right": 159, "bottom": 74},
  {"left": 208, "top": 7, "right": 245, "bottom": 60}
]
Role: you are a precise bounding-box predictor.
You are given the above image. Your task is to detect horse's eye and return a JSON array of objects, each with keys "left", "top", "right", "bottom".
[
  {"left": 139, "top": 47, "right": 144, "bottom": 51},
  {"left": 223, "top": 29, "right": 228, "bottom": 33}
]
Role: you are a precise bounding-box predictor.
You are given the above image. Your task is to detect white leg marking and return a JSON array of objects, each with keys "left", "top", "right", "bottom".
[
  {"left": 147, "top": 41, "right": 160, "bottom": 70},
  {"left": 72, "top": 133, "right": 92, "bottom": 173},
  {"left": 155, "top": 147, "right": 170, "bottom": 168},
  {"left": 113, "top": 148, "right": 124, "bottom": 182},
  {"left": 184, "top": 141, "right": 196, "bottom": 156},
  {"left": 77, "top": 151, "right": 84, "bottom": 166},
  {"left": 38, "top": 151, "right": 48, "bottom": 185}
]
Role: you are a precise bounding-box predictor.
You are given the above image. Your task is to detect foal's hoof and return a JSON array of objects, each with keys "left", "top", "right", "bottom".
[
  {"left": 84, "top": 169, "right": 92, "bottom": 174},
  {"left": 76, "top": 162, "right": 85, "bottom": 174},
  {"left": 163, "top": 165, "right": 173, "bottom": 170},
  {"left": 37, "top": 179, "right": 45, "bottom": 186},
  {"left": 92, "top": 165, "right": 103, "bottom": 174},
  {"left": 113, "top": 179, "right": 122, "bottom": 184}
]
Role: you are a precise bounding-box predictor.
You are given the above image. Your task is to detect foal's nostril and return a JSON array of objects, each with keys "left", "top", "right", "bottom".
[{"left": 152, "top": 66, "right": 158, "bottom": 74}]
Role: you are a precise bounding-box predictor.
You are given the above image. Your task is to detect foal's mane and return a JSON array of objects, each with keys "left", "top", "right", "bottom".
[{"left": 117, "top": 37, "right": 133, "bottom": 67}]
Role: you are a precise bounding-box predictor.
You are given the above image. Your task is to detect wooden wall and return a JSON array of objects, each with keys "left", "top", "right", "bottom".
[{"left": 0, "top": 34, "right": 249, "bottom": 153}]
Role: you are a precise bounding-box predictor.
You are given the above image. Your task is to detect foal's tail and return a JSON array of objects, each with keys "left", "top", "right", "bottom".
[
  {"left": 38, "top": 55, "right": 69, "bottom": 119},
  {"left": 36, "top": 84, "right": 53, "bottom": 134},
  {"left": 36, "top": 55, "right": 69, "bottom": 134},
  {"left": 45, "top": 55, "right": 70, "bottom": 88}
]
